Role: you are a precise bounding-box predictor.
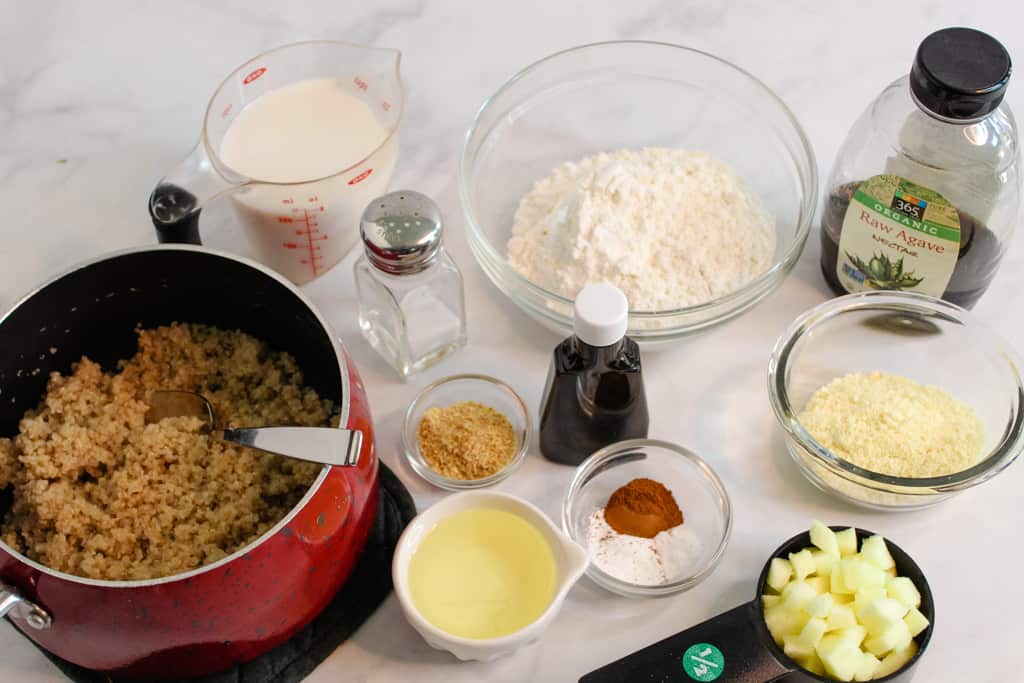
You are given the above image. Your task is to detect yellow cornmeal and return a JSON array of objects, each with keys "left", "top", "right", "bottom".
[
  {"left": 408, "top": 508, "right": 556, "bottom": 639},
  {"left": 798, "top": 371, "right": 984, "bottom": 478}
]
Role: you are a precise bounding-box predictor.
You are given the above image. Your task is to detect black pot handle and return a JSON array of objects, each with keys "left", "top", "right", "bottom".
[
  {"left": 580, "top": 601, "right": 791, "bottom": 683},
  {"left": 149, "top": 183, "right": 202, "bottom": 245}
]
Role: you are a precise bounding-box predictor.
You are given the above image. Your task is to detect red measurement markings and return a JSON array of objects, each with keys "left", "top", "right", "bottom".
[
  {"left": 221, "top": 103, "right": 233, "bottom": 119},
  {"left": 353, "top": 76, "right": 368, "bottom": 91},
  {"left": 381, "top": 100, "right": 391, "bottom": 111},
  {"left": 279, "top": 197, "right": 327, "bottom": 277},
  {"left": 243, "top": 67, "right": 267, "bottom": 85},
  {"left": 348, "top": 168, "right": 373, "bottom": 186}
]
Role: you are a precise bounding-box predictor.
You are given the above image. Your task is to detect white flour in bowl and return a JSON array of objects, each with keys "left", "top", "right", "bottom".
[{"left": 507, "top": 148, "right": 775, "bottom": 311}]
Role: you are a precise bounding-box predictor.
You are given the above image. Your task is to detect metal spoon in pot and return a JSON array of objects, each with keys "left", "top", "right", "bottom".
[{"left": 145, "top": 390, "right": 363, "bottom": 467}]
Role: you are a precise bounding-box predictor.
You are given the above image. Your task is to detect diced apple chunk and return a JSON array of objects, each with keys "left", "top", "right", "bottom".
[
  {"left": 811, "top": 520, "right": 841, "bottom": 557},
  {"left": 854, "top": 587, "right": 888, "bottom": 615},
  {"left": 790, "top": 548, "right": 816, "bottom": 581},
  {"left": 765, "top": 604, "right": 810, "bottom": 645},
  {"left": 762, "top": 594, "right": 781, "bottom": 609},
  {"left": 817, "top": 635, "right": 862, "bottom": 681},
  {"left": 807, "top": 593, "right": 834, "bottom": 619},
  {"left": 860, "top": 535, "right": 895, "bottom": 570},
  {"left": 806, "top": 576, "right": 829, "bottom": 595},
  {"left": 799, "top": 653, "right": 826, "bottom": 676},
  {"left": 874, "top": 641, "right": 918, "bottom": 678},
  {"left": 784, "top": 634, "right": 817, "bottom": 661},
  {"left": 835, "top": 625, "right": 867, "bottom": 648},
  {"left": 836, "top": 528, "right": 858, "bottom": 557},
  {"left": 904, "top": 607, "right": 930, "bottom": 637},
  {"left": 831, "top": 564, "right": 853, "bottom": 595},
  {"left": 826, "top": 603, "right": 858, "bottom": 631},
  {"left": 887, "top": 576, "right": 922, "bottom": 610},
  {"left": 858, "top": 598, "right": 909, "bottom": 636},
  {"left": 800, "top": 617, "right": 829, "bottom": 647},
  {"left": 864, "top": 620, "right": 912, "bottom": 657},
  {"left": 853, "top": 652, "right": 881, "bottom": 681},
  {"left": 782, "top": 580, "right": 818, "bottom": 610},
  {"left": 767, "top": 557, "right": 793, "bottom": 592},
  {"left": 811, "top": 549, "right": 837, "bottom": 577},
  {"left": 841, "top": 557, "right": 886, "bottom": 591}
]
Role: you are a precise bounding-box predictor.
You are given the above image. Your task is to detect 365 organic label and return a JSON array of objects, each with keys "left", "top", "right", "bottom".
[{"left": 835, "top": 174, "right": 960, "bottom": 297}]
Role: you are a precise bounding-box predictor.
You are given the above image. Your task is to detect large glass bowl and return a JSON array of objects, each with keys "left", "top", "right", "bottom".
[
  {"left": 768, "top": 292, "right": 1024, "bottom": 510},
  {"left": 459, "top": 41, "right": 817, "bottom": 347}
]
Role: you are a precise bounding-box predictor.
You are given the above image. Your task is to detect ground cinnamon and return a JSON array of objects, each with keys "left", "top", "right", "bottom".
[{"left": 603, "top": 477, "right": 683, "bottom": 538}]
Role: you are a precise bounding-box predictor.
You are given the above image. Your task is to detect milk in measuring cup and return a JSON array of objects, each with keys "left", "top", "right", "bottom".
[{"left": 219, "top": 78, "right": 397, "bottom": 284}]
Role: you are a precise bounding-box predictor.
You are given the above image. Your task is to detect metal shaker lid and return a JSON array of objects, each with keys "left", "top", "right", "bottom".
[{"left": 360, "top": 190, "right": 443, "bottom": 274}]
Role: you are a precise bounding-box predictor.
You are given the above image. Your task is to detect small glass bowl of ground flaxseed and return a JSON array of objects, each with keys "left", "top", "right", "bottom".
[{"left": 402, "top": 374, "right": 531, "bottom": 490}]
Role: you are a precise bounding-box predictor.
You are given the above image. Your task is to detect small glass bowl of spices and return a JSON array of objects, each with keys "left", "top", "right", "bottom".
[
  {"left": 769, "top": 291, "right": 1024, "bottom": 510},
  {"left": 402, "top": 374, "right": 531, "bottom": 490},
  {"left": 562, "top": 439, "right": 733, "bottom": 597}
]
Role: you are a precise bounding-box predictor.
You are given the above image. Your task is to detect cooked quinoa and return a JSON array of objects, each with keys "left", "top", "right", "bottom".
[{"left": 0, "top": 323, "right": 336, "bottom": 581}]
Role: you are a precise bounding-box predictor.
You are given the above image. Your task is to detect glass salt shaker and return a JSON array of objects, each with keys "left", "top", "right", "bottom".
[{"left": 355, "top": 190, "right": 467, "bottom": 378}]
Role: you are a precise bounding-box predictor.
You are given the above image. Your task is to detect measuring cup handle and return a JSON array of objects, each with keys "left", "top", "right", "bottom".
[
  {"left": 149, "top": 184, "right": 202, "bottom": 244},
  {"left": 149, "top": 141, "right": 248, "bottom": 245},
  {"left": 579, "top": 601, "right": 792, "bottom": 683}
]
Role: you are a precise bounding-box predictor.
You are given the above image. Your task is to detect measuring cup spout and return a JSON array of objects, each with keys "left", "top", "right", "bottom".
[{"left": 149, "top": 141, "right": 248, "bottom": 244}]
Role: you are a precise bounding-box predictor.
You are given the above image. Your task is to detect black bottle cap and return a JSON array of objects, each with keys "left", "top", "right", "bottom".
[{"left": 910, "top": 27, "right": 1011, "bottom": 122}]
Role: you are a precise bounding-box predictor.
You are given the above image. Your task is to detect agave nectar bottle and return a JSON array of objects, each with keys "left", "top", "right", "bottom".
[{"left": 820, "top": 27, "right": 1019, "bottom": 309}]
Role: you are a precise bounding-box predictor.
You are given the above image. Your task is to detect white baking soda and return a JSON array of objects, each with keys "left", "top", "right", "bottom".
[{"left": 586, "top": 510, "right": 702, "bottom": 585}]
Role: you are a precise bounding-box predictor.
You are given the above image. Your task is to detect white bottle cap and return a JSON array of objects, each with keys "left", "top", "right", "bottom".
[{"left": 573, "top": 283, "right": 629, "bottom": 347}]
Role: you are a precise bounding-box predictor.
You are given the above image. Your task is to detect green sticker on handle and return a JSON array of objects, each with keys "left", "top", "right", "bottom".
[{"left": 682, "top": 643, "right": 725, "bottom": 681}]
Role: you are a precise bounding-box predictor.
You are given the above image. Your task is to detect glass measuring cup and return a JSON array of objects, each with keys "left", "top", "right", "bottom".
[
  {"left": 582, "top": 527, "right": 935, "bottom": 682},
  {"left": 148, "top": 41, "right": 402, "bottom": 285}
]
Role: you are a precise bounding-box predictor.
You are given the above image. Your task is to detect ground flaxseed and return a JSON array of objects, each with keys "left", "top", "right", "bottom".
[{"left": 416, "top": 401, "right": 516, "bottom": 480}]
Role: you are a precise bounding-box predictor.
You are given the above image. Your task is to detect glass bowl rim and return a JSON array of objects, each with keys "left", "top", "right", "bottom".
[
  {"left": 561, "top": 438, "right": 734, "bottom": 597},
  {"left": 458, "top": 39, "right": 819, "bottom": 318},
  {"left": 401, "top": 373, "right": 532, "bottom": 490},
  {"left": 767, "top": 291, "right": 1024, "bottom": 491}
]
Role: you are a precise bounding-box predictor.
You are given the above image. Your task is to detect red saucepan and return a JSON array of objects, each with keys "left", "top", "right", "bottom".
[{"left": 0, "top": 245, "right": 378, "bottom": 679}]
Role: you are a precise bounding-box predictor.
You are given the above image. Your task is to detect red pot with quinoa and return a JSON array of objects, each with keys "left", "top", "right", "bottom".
[{"left": 0, "top": 246, "right": 379, "bottom": 679}]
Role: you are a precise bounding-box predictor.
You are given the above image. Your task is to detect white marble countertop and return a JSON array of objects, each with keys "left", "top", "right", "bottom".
[{"left": 2, "top": 1, "right": 1023, "bottom": 681}]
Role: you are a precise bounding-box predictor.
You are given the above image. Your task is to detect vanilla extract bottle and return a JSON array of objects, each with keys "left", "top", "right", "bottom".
[
  {"left": 820, "top": 27, "right": 1019, "bottom": 309},
  {"left": 538, "top": 283, "right": 649, "bottom": 466}
]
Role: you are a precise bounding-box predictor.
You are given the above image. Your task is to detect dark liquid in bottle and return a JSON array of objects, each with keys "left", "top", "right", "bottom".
[
  {"left": 820, "top": 181, "right": 1002, "bottom": 309},
  {"left": 539, "top": 336, "right": 649, "bottom": 466}
]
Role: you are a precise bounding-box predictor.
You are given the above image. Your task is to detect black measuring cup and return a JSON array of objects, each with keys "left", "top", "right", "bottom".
[{"left": 581, "top": 527, "right": 934, "bottom": 683}]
